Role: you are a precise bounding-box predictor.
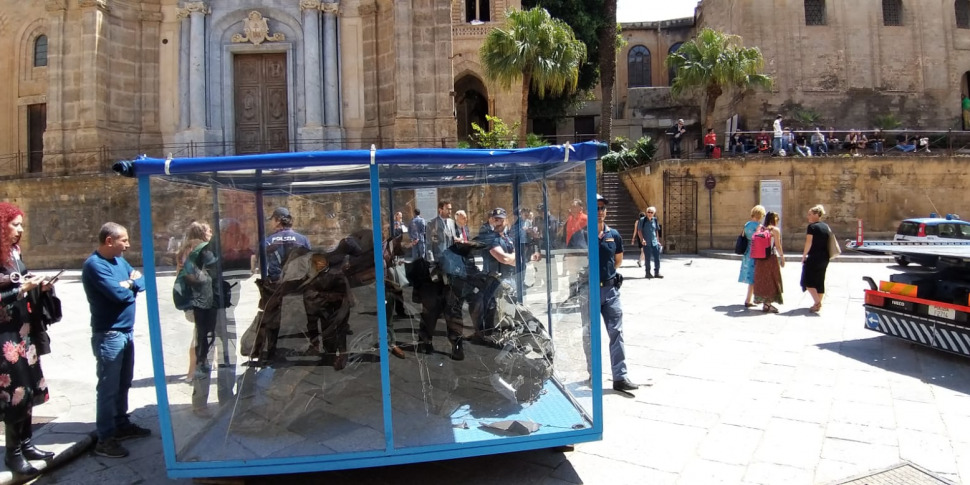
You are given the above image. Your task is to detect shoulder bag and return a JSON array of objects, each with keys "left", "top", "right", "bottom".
[{"left": 734, "top": 227, "right": 749, "bottom": 255}]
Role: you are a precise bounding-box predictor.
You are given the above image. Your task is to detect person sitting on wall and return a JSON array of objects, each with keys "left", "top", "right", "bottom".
[
  {"left": 756, "top": 130, "right": 771, "bottom": 153},
  {"left": 893, "top": 134, "right": 916, "bottom": 152},
  {"left": 794, "top": 132, "right": 812, "bottom": 157},
  {"left": 704, "top": 128, "right": 717, "bottom": 158},
  {"left": 811, "top": 127, "right": 827, "bottom": 155}
]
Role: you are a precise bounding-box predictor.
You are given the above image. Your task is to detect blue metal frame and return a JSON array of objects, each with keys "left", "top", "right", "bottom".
[{"left": 130, "top": 145, "right": 605, "bottom": 478}]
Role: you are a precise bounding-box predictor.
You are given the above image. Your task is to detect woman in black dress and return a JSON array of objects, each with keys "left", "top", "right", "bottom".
[
  {"left": 800, "top": 204, "right": 832, "bottom": 313},
  {"left": 0, "top": 203, "right": 53, "bottom": 475}
]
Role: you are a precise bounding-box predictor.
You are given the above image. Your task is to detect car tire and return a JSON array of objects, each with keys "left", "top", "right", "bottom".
[{"left": 895, "top": 256, "right": 910, "bottom": 266}]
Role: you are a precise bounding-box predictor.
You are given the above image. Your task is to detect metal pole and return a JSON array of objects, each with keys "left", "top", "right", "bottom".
[{"left": 709, "top": 188, "right": 713, "bottom": 248}]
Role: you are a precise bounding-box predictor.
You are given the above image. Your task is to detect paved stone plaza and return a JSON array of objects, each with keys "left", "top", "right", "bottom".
[{"left": 11, "top": 254, "right": 970, "bottom": 485}]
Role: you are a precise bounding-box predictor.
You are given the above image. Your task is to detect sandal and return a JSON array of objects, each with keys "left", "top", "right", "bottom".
[
  {"left": 767, "top": 305, "right": 779, "bottom": 314},
  {"left": 744, "top": 302, "right": 756, "bottom": 308},
  {"left": 809, "top": 303, "right": 821, "bottom": 313}
]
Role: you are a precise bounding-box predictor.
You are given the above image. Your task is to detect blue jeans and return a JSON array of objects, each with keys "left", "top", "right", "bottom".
[
  {"left": 643, "top": 245, "right": 661, "bottom": 274},
  {"left": 92, "top": 329, "right": 134, "bottom": 441},
  {"left": 772, "top": 137, "right": 782, "bottom": 155}
]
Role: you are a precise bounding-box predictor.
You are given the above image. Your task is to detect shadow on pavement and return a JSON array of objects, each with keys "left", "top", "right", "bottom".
[
  {"left": 711, "top": 304, "right": 769, "bottom": 318},
  {"left": 817, "top": 337, "right": 970, "bottom": 395}
]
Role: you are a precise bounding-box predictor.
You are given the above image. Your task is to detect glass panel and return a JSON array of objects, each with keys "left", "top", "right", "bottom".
[
  {"left": 883, "top": 0, "right": 902, "bottom": 26},
  {"left": 151, "top": 176, "right": 386, "bottom": 462},
  {"left": 628, "top": 45, "right": 651, "bottom": 88},
  {"left": 668, "top": 42, "right": 682, "bottom": 86},
  {"left": 957, "top": 0, "right": 970, "bottom": 29},
  {"left": 804, "top": 0, "right": 826, "bottom": 25},
  {"left": 33, "top": 35, "right": 48, "bottom": 68},
  {"left": 382, "top": 162, "right": 594, "bottom": 448}
]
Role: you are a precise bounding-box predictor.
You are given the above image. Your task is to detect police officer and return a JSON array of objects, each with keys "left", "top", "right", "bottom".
[
  {"left": 582, "top": 195, "right": 641, "bottom": 393},
  {"left": 263, "top": 207, "right": 310, "bottom": 282}
]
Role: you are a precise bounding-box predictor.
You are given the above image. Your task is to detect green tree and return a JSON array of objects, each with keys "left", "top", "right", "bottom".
[
  {"left": 666, "top": 28, "right": 772, "bottom": 131},
  {"left": 598, "top": 0, "right": 618, "bottom": 142},
  {"left": 480, "top": 7, "right": 587, "bottom": 146},
  {"left": 523, "top": 0, "right": 605, "bottom": 120},
  {"left": 470, "top": 114, "right": 518, "bottom": 149}
]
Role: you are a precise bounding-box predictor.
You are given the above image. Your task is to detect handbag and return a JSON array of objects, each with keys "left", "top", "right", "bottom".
[
  {"left": 734, "top": 229, "right": 749, "bottom": 255},
  {"left": 828, "top": 231, "right": 842, "bottom": 260}
]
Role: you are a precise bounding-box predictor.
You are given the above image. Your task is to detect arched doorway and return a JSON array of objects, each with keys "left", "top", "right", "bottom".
[{"left": 455, "top": 74, "right": 488, "bottom": 143}]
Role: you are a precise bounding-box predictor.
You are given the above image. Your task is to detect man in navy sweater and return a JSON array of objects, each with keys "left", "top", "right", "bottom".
[{"left": 81, "top": 222, "right": 151, "bottom": 458}]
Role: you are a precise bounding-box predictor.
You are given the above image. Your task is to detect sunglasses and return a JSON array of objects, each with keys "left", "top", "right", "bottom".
[{"left": 597, "top": 206, "right": 607, "bottom": 211}]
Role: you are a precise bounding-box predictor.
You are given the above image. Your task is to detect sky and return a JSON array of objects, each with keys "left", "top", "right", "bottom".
[{"left": 617, "top": 0, "right": 698, "bottom": 23}]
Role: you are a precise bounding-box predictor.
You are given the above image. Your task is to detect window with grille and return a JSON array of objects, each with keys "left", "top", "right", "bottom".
[
  {"left": 957, "top": 0, "right": 970, "bottom": 28},
  {"left": 804, "top": 0, "right": 826, "bottom": 25},
  {"left": 668, "top": 42, "right": 682, "bottom": 86},
  {"left": 883, "top": 0, "right": 903, "bottom": 26},
  {"left": 33, "top": 35, "right": 48, "bottom": 67},
  {"left": 628, "top": 45, "right": 651, "bottom": 88}
]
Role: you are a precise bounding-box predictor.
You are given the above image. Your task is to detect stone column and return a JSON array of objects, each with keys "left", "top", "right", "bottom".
[
  {"left": 44, "top": 0, "right": 68, "bottom": 171},
  {"left": 184, "top": 2, "right": 210, "bottom": 131},
  {"left": 302, "top": 0, "right": 323, "bottom": 130},
  {"left": 322, "top": 1, "right": 343, "bottom": 147},
  {"left": 77, "top": 0, "right": 110, "bottom": 160}
]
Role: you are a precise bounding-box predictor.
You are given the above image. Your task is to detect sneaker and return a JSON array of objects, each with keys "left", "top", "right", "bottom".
[
  {"left": 114, "top": 422, "right": 151, "bottom": 441},
  {"left": 94, "top": 438, "right": 129, "bottom": 458}
]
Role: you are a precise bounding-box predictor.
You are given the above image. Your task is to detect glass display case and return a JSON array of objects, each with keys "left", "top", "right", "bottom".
[{"left": 115, "top": 143, "right": 608, "bottom": 478}]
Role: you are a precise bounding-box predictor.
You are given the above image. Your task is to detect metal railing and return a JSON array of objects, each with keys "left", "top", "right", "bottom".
[{"left": 652, "top": 128, "right": 970, "bottom": 161}]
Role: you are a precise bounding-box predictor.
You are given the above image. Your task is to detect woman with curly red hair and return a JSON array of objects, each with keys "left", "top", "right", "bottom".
[{"left": 0, "top": 202, "right": 53, "bottom": 476}]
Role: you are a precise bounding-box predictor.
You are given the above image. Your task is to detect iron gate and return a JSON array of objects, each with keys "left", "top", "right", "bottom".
[{"left": 662, "top": 170, "right": 698, "bottom": 254}]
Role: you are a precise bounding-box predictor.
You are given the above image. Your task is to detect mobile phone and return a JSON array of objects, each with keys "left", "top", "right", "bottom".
[{"left": 48, "top": 269, "right": 66, "bottom": 284}]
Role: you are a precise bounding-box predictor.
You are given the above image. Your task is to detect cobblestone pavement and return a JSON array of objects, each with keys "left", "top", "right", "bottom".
[{"left": 10, "top": 254, "right": 970, "bottom": 485}]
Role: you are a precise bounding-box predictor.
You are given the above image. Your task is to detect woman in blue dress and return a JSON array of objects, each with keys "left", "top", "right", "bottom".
[{"left": 739, "top": 205, "right": 766, "bottom": 307}]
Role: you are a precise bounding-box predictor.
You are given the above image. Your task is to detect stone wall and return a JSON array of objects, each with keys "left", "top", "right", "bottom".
[
  {"left": 697, "top": 0, "right": 970, "bottom": 131},
  {"left": 0, "top": 164, "right": 588, "bottom": 270},
  {"left": 620, "top": 155, "right": 970, "bottom": 252}
]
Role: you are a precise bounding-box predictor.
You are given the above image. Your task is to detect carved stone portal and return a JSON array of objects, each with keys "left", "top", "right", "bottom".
[{"left": 231, "top": 11, "right": 286, "bottom": 46}]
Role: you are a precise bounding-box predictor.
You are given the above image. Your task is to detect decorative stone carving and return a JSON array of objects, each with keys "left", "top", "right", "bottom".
[
  {"left": 182, "top": 2, "right": 210, "bottom": 15},
  {"left": 45, "top": 0, "right": 68, "bottom": 11},
  {"left": 358, "top": 3, "right": 376, "bottom": 16},
  {"left": 321, "top": 2, "right": 340, "bottom": 14},
  {"left": 78, "top": 0, "right": 109, "bottom": 10},
  {"left": 300, "top": 0, "right": 321, "bottom": 11},
  {"left": 231, "top": 11, "right": 286, "bottom": 45}
]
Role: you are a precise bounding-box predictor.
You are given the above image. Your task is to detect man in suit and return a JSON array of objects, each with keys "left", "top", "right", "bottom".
[
  {"left": 408, "top": 208, "right": 426, "bottom": 261},
  {"left": 417, "top": 201, "right": 466, "bottom": 360}
]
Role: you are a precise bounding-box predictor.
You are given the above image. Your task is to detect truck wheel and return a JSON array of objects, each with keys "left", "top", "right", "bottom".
[{"left": 894, "top": 256, "right": 910, "bottom": 266}]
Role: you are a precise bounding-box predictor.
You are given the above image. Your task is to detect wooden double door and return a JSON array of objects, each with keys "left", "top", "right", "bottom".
[{"left": 234, "top": 53, "right": 289, "bottom": 154}]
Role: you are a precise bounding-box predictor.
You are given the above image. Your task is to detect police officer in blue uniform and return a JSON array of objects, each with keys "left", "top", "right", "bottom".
[{"left": 582, "top": 195, "right": 640, "bottom": 393}]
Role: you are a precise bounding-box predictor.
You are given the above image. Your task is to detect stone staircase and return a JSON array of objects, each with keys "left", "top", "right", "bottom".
[{"left": 599, "top": 171, "right": 643, "bottom": 243}]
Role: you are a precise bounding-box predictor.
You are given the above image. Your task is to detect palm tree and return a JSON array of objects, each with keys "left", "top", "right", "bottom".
[
  {"left": 480, "top": 7, "right": 587, "bottom": 147},
  {"left": 598, "top": 0, "right": 618, "bottom": 143},
  {"left": 666, "top": 28, "right": 772, "bottom": 131}
]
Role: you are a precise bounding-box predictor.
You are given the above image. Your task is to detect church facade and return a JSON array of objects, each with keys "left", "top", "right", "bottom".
[{"left": 0, "top": 0, "right": 523, "bottom": 177}]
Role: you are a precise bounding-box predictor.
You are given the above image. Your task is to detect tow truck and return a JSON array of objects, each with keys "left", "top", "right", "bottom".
[{"left": 847, "top": 238, "right": 970, "bottom": 358}]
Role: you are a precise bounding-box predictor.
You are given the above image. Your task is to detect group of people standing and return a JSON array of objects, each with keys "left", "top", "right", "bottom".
[{"left": 739, "top": 204, "right": 834, "bottom": 314}]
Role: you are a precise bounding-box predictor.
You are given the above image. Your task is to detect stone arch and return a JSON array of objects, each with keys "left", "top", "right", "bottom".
[
  {"left": 454, "top": 71, "right": 489, "bottom": 143},
  {"left": 17, "top": 18, "right": 47, "bottom": 84}
]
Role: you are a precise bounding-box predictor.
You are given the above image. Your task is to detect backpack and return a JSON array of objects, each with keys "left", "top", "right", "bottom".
[
  {"left": 750, "top": 225, "right": 772, "bottom": 260},
  {"left": 173, "top": 242, "right": 208, "bottom": 310}
]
